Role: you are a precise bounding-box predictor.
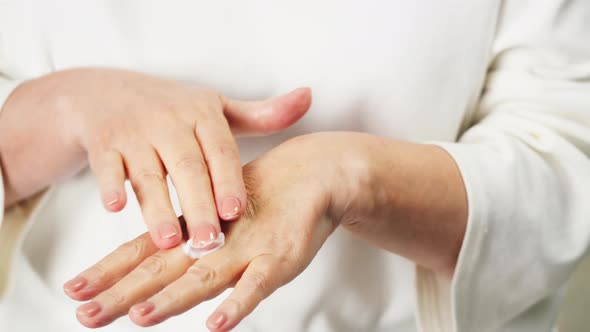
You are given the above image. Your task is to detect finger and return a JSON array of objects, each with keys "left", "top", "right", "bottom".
[
  {"left": 193, "top": 108, "right": 245, "bottom": 221},
  {"left": 125, "top": 147, "right": 182, "bottom": 249},
  {"left": 75, "top": 245, "right": 193, "bottom": 328},
  {"left": 206, "top": 255, "right": 284, "bottom": 332},
  {"left": 154, "top": 132, "right": 222, "bottom": 244},
  {"left": 88, "top": 148, "right": 127, "bottom": 212},
  {"left": 63, "top": 233, "right": 157, "bottom": 301},
  {"left": 128, "top": 249, "right": 246, "bottom": 327},
  {"left": 223, "top": 87, "right": 312, "bottom": 136}
]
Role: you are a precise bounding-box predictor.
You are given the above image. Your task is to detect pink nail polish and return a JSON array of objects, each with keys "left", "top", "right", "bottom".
[
  {"left": 64, "top": 276, "right": 88, "bottom": 293},
  {"left": 220, "top": 197, "right": 241, "bottom": 220},
  {"left": 158, "top": 223, "right": 179, "bottom": 240},
  {"left": 208, "top": 312, "right": 228, "bottom": 329},
  {"left": 131, "top": 302, "right": 155, "bottom": 316},
  {"left": 77, "top": 302, "right": 102, "bottom": 318},
  {"left": 104, "top": 192, "right": 120, "bottom": 207},
  {"left": 191, "top": 223, "right": 219, "bottom": 247}
]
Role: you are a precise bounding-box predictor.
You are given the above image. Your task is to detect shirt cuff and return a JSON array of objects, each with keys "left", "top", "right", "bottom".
[
  {"left": 415, "top": 141, "right": 563, "bottom": 332},
  {"left": 0, "top": 79, "right": 23, "bottom": 225},
  {"left": 0, "top": 80, "right": 25, "bottom": 297},
  {"left": 415, "top": 141, "right": 480, "bottom": 332},
  {"left": 0, "top": 156, "right": 4, "bottom": 227}
]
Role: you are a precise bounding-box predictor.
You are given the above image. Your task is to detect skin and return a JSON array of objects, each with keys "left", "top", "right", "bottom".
[
  {"left": 0, "top": 68, "right": 312, "bottom": 248},
  {"left": 64, "top": 132, "right": 468, "bottom": 331}
]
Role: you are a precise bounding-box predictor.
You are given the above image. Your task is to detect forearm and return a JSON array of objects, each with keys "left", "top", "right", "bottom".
[
  {"left": 332, "top": 134, "right": 467, "bottom": 278},
  {"left": 0, "top": 72, "right": 85, "bottom": 207}
]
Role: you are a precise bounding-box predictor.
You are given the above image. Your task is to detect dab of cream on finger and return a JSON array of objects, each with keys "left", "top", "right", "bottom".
[{"left": 182, "top": 232, "right": 225, "bottom": 259}]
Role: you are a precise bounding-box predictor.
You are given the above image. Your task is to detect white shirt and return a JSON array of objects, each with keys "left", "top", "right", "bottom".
[{"left": 1, "top": 1, "right": 589, "bottom": 331}]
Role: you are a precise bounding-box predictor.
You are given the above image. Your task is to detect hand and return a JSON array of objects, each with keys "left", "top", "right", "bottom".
[
  {"left": 0, "top": 68, "right": 312, "bottom": 249},
  {"left": 65, "top": 132, "right": 467, "bottom": 330},
  {"left": 65, "top": 133, "right": 346, "bottom": 330}
]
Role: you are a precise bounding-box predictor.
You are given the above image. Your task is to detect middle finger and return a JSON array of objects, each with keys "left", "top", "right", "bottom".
[
  {"left": 154, "top": 130, "right": 221, "bottom": 247},
  {"left": 75, "top": 245, "right": 193, "bottom": 328},
  {"left": 129, "top": 248, "right": 247, "bottom": 327}
]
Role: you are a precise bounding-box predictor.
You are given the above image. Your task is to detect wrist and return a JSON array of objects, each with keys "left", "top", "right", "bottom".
[
  {"left": 27, "top": 67, "right": 122, "bottom": 151},
  {"left": 333, "top": 134, "right": 468, "bottom": 276},
  {"left": 0, "top": 72, "right": 89, "bottom": 206},
  {"left": 313, "top": 132, "right": 385, "bottom": 226},
  {"left": 38, "top": 69, "right": 94, "bottom": 151}
]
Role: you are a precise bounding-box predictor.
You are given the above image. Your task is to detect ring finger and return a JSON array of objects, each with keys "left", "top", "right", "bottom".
[
  {"left": 124, "top": 146, "right": 182, "bottom": 249},
  {"left": 75, "top": 245, "right": 193, "bottom": 328},
  {"left": 129, "top": 248, "right": 246, "bottom": 327}
]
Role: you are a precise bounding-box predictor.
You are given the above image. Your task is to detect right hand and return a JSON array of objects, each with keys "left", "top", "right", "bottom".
[{"left": 0, "top": 68, "right": 311, "bottom": 249}]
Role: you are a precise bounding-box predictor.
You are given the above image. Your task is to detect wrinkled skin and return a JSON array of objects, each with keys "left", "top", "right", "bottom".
[
  {"left": 0, "top": 67, "right": 311, "bottom": 249},
  {"left": 64, "top": 132, "right": 468, "bottom": 331}
]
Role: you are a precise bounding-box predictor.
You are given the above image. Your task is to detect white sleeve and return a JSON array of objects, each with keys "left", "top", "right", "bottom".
[
  {"left": 416, "top": 1, "right": 590, "bottom": 331},
  {"left": 0, "top": 78, "right": 23, "bottom": 227},
  {"left": 0, "top": 150, "right": 4, "bottom": 226}
]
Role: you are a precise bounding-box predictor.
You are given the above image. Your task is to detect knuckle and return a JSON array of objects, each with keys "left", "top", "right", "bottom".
[
  {"left": 148, "top": 208, "right": 176, "bottom": 222},
  {"left": 271, "top": 236, "right": 297, "bottom": 257},
  {"left": 223, "top": 298, "right": 243, "bottom": 314},
  {"left": 139, "top": 254, "right": 167, "bottom": 277},
  {"left": 207, "top": 143, "right": 239, "bottom": 163},
  {"left": 157, "top": 289, "right": 180, "bottom": 304},
  {"left": 283, "top": 238, "right": 297, "bottom": 254},
  {"left": 153, "top": 111, "right": 190, "bottom": 133},
  {"left": 130, "top": 170, "right": 165, "bottom": 202},
  {"left": 263, "top": 233, "right": 287, "bottom": 253},
  {"left": 246, "top": 269, "right": 270, "bottom": 295},
  {"left": 171, "top": 154, "right": 207, "bottom": 175},
  {"left": 101, "top": 287, "right": 126, "bottom": 305},
  {"left": 131, "top": 169, "right": 165, "bottom": 187},
  {"left": 193, "top": 106, "right": 212, "bottom": 126},
  {"left": 162, "top": 103, "right": 178, "bottom": 115},
  {"left": 87, "top": 263, "right": 109, "bottom": 284},
  {"left": 189, "top": 201, "right": 216, "bottom": 215},
  {"left": 186, "top": 265, "right": 218, "bottom": 287},
  {"left": 91, "top": 125, "right": 117, "bottom": 148},
  {"left": 117, "top": 238, "right": 147, "bottom": 261}
]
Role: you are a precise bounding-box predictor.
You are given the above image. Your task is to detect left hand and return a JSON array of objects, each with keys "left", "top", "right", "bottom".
[{"left": 64, "top": 132, "right": 467, "bottom": 331}]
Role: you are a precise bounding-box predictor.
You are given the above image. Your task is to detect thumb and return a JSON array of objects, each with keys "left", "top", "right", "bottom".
[{"left": 222, "top": 87, "right": 312, "bottom": 137}]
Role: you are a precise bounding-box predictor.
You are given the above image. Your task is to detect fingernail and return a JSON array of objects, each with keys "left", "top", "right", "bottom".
[
  {"left": 104, "top": 192, "right": 120, "bottom": 207},
  {"left": 131, "top": 302, "right": 155, "bottom": 316},
  {"left": 77, "top": 302, "right": 102, "bottom": 318},
  {"left": 208, "top": 312, "right": 228, "bottom": 329},
  {"left": 192, "top": 223, "right": 219, "bottom": 246},
  {"left": 220, "top": 197, "right": 241, "bottom": 220},
  {"left": 64, "top": 276, "right": 88, "bottom": 293},
  {"left": 158, "top": 223, "right": 179, "bottom": 240}
]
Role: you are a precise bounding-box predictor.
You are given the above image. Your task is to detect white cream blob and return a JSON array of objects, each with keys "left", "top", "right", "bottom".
[{"left": 182, "top": 232, "right": 226, "bottom": 259}]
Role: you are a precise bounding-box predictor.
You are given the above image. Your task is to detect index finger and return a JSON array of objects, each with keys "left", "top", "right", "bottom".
[
  {"left": 75, "top": 245, "right": 194, "bottom": 328},
  {"left": 128, "top": 247, "right": 247, "bottom": 327},
  {"left": 64, "top": 233, "right": 158, "bottom": 301}
]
